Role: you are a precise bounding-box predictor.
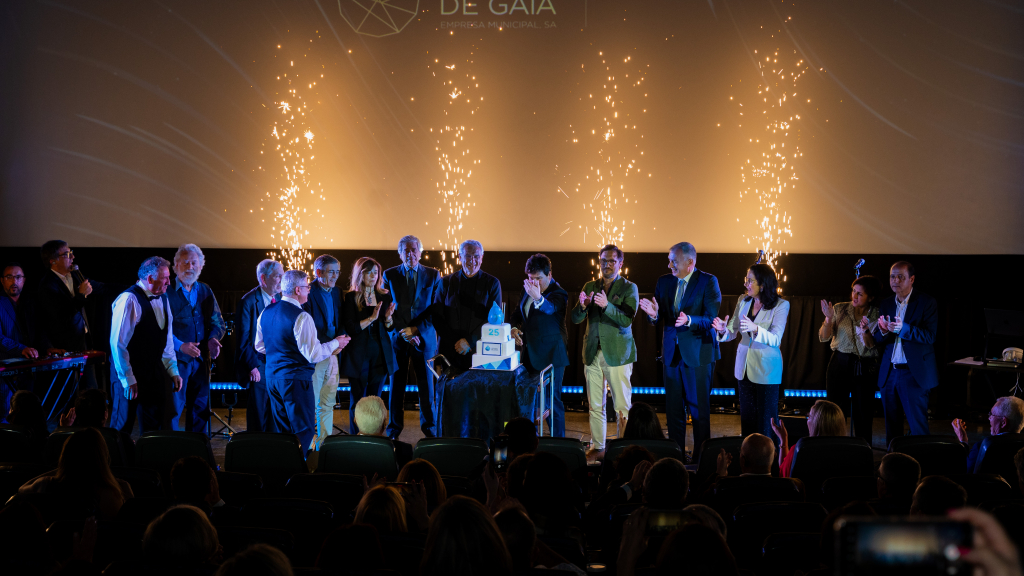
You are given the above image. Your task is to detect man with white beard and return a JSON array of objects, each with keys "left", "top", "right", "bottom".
[{"left": 167, "top": 243, "right": 226, "bottom": 432}]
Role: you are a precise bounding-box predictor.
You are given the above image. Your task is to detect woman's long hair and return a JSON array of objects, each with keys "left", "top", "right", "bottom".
[
  {"left": 420, "top": 496, "right": 512, "bottom": 576},
  {"left": 347, "top": 257, "right": 387, "bottom": 308},
  {"left": 397, "top": 459, "right": 447, "bottom": 513},
  {"left": 52, "top": 427, "right": 123, "bottom": 501},
  {"left": 747, "top": 264, "right": 781, "bottom": 310},
  {"left": 354, "top": 485, "right": 407, "bottom": 533},
  {"left": 622, "top": 401, "right": 665, "bottom": 440},
  {"left": 808, "top": 400, "right": 846, "bottom": 437}
]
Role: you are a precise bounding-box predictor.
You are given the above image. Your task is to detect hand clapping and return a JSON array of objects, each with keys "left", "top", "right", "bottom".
[
  {"left": 579, "top": 291, "right": 594, "bottom": 308},
  {"left": 593, "top": 290, "right": 609, "bottom": 309},
  {"left": 739, "top": 315, "right": 758, "bottom": 335},
  {"left": 639, "top": 297, "right": 658, "bottom": 319},
  {"left": 711, "top": 315, "right": 729, "bottom": 335},
  {"left": 820, "top": 299, "right": 835, "bottom": 321}
]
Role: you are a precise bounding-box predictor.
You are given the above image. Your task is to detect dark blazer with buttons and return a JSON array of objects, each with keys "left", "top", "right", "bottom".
[
  {"left": 340, "top": 290, "right": 398, "bottom": 381},
  {"left": 235, "top": 286, "right": 281, "bottom": 381},
  {"left": 871, "top": 290, "right": 939, "bottom": 390},
  {"left": 509, "top": 280, "right": 569, "bottom": 372},
  {"left": 36, "top": 271, "right": 90, "bottom": 351},
  {"left": 383, "top": 264, "right": 442, "bottom": 357},
  {"left": 647, "top": 270, "right": 722, "bottom": 368},
  {"left": 302, "top": 284, "right": 345, "bottom": 344}
]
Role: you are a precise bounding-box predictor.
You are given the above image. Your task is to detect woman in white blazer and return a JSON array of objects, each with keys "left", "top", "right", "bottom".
[{"left": 712, "top": 264, "right": 790, "bottom": 442}]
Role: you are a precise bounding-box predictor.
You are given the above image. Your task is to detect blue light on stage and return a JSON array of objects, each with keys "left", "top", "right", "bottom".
[
  {"left": 561, "top": 386, "right": 585, "bottom": 394},
  {"left": 783, "top": 389, "right": 827, "bottom": 398},
  {"left": 211, "top": 382, "right": 244, "bottom": 391},
  {"left": 711, "top": 388, "right": 736, "bottom": 396}
]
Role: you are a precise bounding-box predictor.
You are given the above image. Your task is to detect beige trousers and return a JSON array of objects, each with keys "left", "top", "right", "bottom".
[
  {"left": 584, "top": 350, "right": 633, "bottom": 450},
  {"left": 311, "top": 354, "right": 339, "bottom": 450}
]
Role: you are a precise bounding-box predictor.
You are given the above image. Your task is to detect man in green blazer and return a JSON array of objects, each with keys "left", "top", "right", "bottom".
[{"left": 570, "top": 244, "right": 639, "bottom": 459}]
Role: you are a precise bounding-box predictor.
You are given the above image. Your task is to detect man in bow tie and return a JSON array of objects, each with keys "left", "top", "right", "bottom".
[{"left": 109, "top": 256, "right": 184, "bottom": 433}]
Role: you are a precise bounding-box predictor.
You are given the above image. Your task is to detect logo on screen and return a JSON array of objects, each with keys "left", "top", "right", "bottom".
[{"left": 337, "top": 0, "right": 419, "bottom": 38}]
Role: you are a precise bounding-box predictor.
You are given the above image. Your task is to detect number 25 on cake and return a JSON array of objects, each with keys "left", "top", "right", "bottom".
[{"left": 471, "top": 302, "right": 521, "bottom": 371}]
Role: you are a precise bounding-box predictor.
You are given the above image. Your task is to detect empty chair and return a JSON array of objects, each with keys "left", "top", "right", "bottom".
[
  {"left": 695, "top": 436, "right": 743, "bottom": 485},
  {"left": 412, "top": 437, "right": 488, "bottom": 477},
  {"left": 820, "top": 476, "right": 877, "bottom": 512},
  {"left": 973, "top": 434, "right": 1024, "bottom": 492},
  {"left": 945, "top": 474, "right": 1016, "bottom": 506},
  {"left": 537, "top": 437, "right": 588, "bottom": 475},
  {"left": 0, "top": 423, "right": 36, "bottom": 463},
  {"left": 216, "top": 470, "right": 265, "bottom": 507},
  {"left": 708, "top": 476, "right": 805, "bottom": 518},
  {"left": 285, "top": 473, "right": 364, "bottom": 518},
  {"left": 729, "top": 501, "right": 829, "bottom": 569},
  {"left": 318, "top": 435, "right": 399, "bottom": 480},
  {"left": 888, "top": 435, "right": 967, "bottom": 476},
  {"left": 111, "top": 467, "right": 164, "bottom": 498},
  {"left": 224, "top": 432, "right": 307, "bottom": 494},
  {"left": 761, "top": 532, "right": 821, "bottom": 576},
  {"left": 788, "top": 437, "right": 873, "bottom": 499},
  {"left": 135, "top": 431, "right": 216, "bottom": 480}
]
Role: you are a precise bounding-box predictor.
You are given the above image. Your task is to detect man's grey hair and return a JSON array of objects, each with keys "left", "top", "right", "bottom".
[
  {"left": 138, "top": 256, "right": 170, "bottom": 280},
  {"left": 994, "top": 396, "right": 1024, "bottom": 432},
  {"left": 280, "top": 269, "right": 308, "bottom": 295},
  {"left": 459, "top": 239, "right": 483, "bottom": 256},
  {"left": 354, "top": 395, "right": 388, "bottom": 435},
  {"left": 173, "top": 243, "right": 205, "bottom": 268},
  {"left": 313, "top": 254, "right": 340, "bottom": 272},
  {"left": 256, "top": 259, "right": 282, "bottom": 282},
  {"left": 670, "top": 242, "right": 697, "bottom": 261},
  {"left": 398, "top": 235, "right": 422, "bottom": 253}
]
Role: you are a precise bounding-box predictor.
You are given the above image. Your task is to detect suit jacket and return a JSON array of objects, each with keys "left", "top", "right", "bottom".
[
  {"left": 647, "top": 270, "right": 722, "bottom": 368},
  {"left": 570, "top": 276, "right": 639, "bottom": 367},
  {"left": 383, "top": 264, "right": 442, "bottom": 357},
  {"left": 432, "top": 269, "right": 502, "bottom": 360},
  {"left": 717, "top": 297, "right": 791, "bottom": 384},
  {"left": 235, "top": 286, "right": 281, "bottom": 381},
  {"left": 340, "top": 290, "right": 398, "bottom": 380},
  {"left": 36, "top": 270, "right": 90, "bottom": 351},
  {"left": 509, "top": 280, "right": 570, "bottom": 372},
  {"left": 871, "top": 290, "right": 939, "bottom": 390},
  {"left": 965, "top": 432, "right": 1024, "bottom": 472},
  {"left": 1, "top": 296, "right": 32, "bottom": 359},
  {"left": 302, "top": 284, "right": 344, "bottom": 344}
]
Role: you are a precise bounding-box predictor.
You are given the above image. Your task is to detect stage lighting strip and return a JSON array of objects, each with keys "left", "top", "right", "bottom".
[{"left": 212, "top": 383, "right": 880, "bottom": 399}]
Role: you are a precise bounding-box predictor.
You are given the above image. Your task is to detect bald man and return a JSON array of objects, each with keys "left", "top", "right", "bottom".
[{"left": 716, "top": 433, "right": 775, "bottom": 477}]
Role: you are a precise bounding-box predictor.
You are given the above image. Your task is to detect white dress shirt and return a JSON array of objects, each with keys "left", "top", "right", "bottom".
[
  {"left": 52, "top": 269, "right": 74, "bottom": 295},
  {"left": 254, "top": 296, "right": 339, "bottom": 364},
  {"left": 652, "top": 270, "right": 694, "bottom": 326},
  {"left": 260, "top": 288, "right": 276, "bottom": 308},
  {"left": 891, "top": 288, "right": 913, "bottom": 364},
  {"left": 110, "top": 281, "right": 179, "bottom": 389}
]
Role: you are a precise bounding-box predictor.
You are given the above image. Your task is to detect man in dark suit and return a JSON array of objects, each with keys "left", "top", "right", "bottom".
[
  {"left": 872, "top": 261, "right": 939, "bottom": 445},
  {"left": 640, "top": 242, "right": 722, "bottom": 456},
  {"left": 2, "top": 263, "right": 49, "bottom": 419},
  {"left": 235, "top": 259, "right": 283, "bottom": 432},
  {"left": 953, "top": 396, "right": 1024, "bottom": 471},
  {"left": 36, "top": 240, "right": 97, "bottom": 389},
  {"left": 383, "top": 235, "right": 443, "bottom": 439},
  {"left": 432, "top": 240, "right": 502, "bottom": 373},
  {"left": 303, "top": 254, "right": 345, "bottom": 450},
  {"left": 168, "top": 244, "right": 226, "bottom": 433},
  {"left": 510, "top": 254, "right": 569, "bottom": 437}
]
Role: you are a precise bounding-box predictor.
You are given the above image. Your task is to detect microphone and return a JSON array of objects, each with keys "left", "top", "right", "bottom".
[
  {"left": 853, "top": 258, "right": 865, "bottom": 279},
  {"left": 754, "top": 250, "right": 764, "bottom": 265},
  {"left": 70, "top": 264, "right": 86, "bottom": 284}
]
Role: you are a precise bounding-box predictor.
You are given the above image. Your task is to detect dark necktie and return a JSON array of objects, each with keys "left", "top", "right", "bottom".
[{"left": 407, "top": 268, "right": 417, "bottom": 309}]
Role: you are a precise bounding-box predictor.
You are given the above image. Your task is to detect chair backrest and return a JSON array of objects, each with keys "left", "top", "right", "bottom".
[
  {"left": 729, "top": 502, "right": 829, "bottom": 569},
  {"left": 45, "top": 427, "right": 128, "bottom": 469},
  {"left": 412, "top": 437, "right": 488, "bottom": 477},
  {"left": 888, "top": 435, "right": 968, "bottom": 476},
  {"left": 537, "top": 437, "right": 588, "bottom": 474},
  {"left": 216, "top": 525, "right": 295, "bottom": 560},
  {"left": 710, "top": 476, "right": 805, "bottom": 518},
  {"left": 789, "top": 437, "right": 874, "bottom": 499},
  {"left": 695, "top": 436, "right": 743, "bottom": 485},
  {"left": 111, "top": 466, "right": 164, "bottom": 498},
  {"left": 974, "top": 434, "right": 1024, "bottom": 491},
  {"left": 605, "top": 438, "right": 684, "bottom": 464},
  {"left": 0, "top": 424, "right": 36, "bottom": 463},
  {"left": 319, "top": 436, "right": 399, "bottom": 480},
  {"left": 284, "top": 473, "right": 364, "bottom": 518},
  {"left": 225, "top": 432, "right": 307, "bottom": 494},
  {"left": 0, "top": 462, "right": 48, "bottom": 503},
  {"left": 820, "top": 476, "right": 878, "bottom": 512},
  {"left": 762, "top": 532, "right": 822, "bottom": 576},
  {"left": 135, "top": 431, "right": 217, "bottom": 479},
  {"left": 216, "top": 470, "right": 265, "bottom": 507},
  {"left": 241, "top": 497, "right": 336, "bottom": 565},
  {"left": 944, "top": 474, "right": 1015, "bottom": 506}
]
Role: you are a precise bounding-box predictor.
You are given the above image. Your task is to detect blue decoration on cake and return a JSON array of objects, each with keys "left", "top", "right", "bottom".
[
  {"left": 472, "top": 303, "right": 520, "bottom": 371},
  {"left": 487, "top": 301, "right": 504, "bottom": 325}
]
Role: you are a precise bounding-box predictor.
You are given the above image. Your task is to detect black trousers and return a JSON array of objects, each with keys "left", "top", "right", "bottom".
[
  {"left": 825, "top": 351, "right": 877, "bottom": 446},
  {"left": 110, "top": 364, "right": 174, "bottom": 433},
  {"left": 738, "top": 378, "right": 780, "bottom": 449},
  {"left": 386, "top": 338, "right": 436, "bottom": 438},
  {"left": 242, "top": 364, "right": 276, "bottom": 433}
]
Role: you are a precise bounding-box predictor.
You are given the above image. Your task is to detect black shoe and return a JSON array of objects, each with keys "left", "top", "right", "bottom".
[{"left": 421, "top": 428, "right": 437, "bottom": 439}]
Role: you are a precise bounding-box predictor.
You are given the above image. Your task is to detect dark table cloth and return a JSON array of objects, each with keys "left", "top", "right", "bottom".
[{"left": 438, "top": 366, "right": 539, "bottom": 444}]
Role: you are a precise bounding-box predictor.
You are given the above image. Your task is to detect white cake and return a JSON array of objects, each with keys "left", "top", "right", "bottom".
[{"left": 471, "top": 323, "right": 521, "bottom": 370}]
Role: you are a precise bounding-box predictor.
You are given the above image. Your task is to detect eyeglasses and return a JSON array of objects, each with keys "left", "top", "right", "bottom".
[
  {"left": 2, "top": 275, "right": 25, "bottom": 281},
  {"left": 743, "top": 278, "right": 758, "bottom": 285},
  {"left": 296, "top": 285, "right": 310, "bottom": 291},
  {"left": 599, "top": 259, "right": 620, "bottom": 266},
  {"left": 57, "top": 250, "right": 73, "bottom": 259},
  {"left": 988, "top": 412, "right": 1006, "bottom": 419}
]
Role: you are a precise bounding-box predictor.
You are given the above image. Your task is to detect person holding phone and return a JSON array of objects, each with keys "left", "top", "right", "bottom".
[
  {"left": 819, "top": 275, "right": 881, "bottom": 445},
  {"left": 712, "top": 264, "right": 790, "bottom": 443},
  {"left": 341, "top": 257, "right": 398, "bottom": 435}
]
